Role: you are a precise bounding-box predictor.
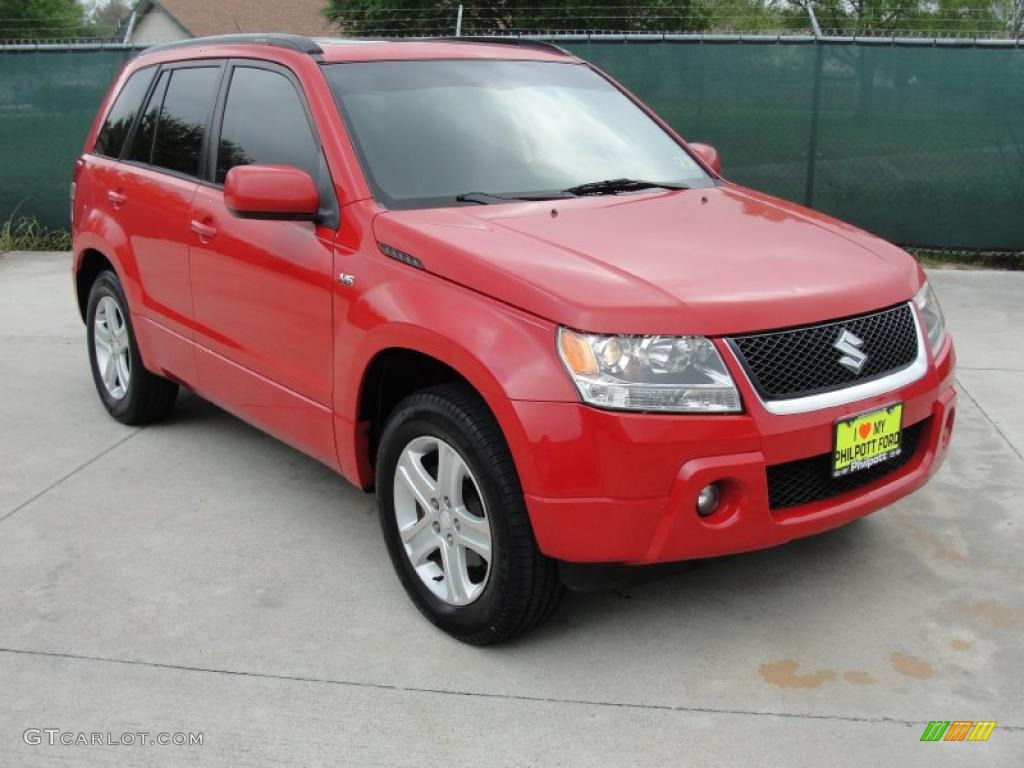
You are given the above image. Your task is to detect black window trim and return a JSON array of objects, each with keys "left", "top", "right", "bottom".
[
  {"left": 90, "top": 64, "right": 158, "bottom": 160},
  {"left": 118, "top": 59, "right": 228, "bottom": 186},
  {"left": 127, "top": 68, "right": 169, "bottom": 167},
  {"left": 93, "top": 55, "right": 339, "bottom": 228},
  {"left": 206, "top": 58, "right": 339, "bottom": 228}
]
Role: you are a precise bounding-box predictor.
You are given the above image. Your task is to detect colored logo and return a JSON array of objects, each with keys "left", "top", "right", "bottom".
[{"left": 920, "top": 721, "right": 997, "bottom": 742}]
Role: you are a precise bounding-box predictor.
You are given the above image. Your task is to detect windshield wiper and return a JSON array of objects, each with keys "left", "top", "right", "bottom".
[
  {"left": 562, "top": 178, "right": 690, "bottom": 197},
  {"left": 455, "top": 191, "right": 575, "bottom": 205}
]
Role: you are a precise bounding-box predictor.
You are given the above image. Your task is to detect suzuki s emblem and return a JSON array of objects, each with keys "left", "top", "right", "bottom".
[{"left": 834, "top": 329, "right": 867, "bottom": 374}]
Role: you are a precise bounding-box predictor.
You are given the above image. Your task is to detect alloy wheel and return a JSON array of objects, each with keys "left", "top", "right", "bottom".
[
  {"left": 393, "top": 435, "right": 492, "bottom": 606},
  {"left": 93, "top": 295, "right": 131, "bottom": 400}
]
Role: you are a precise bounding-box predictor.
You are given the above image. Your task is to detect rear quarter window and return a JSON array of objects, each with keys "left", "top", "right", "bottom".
[
  {"left": 126, "top": 70, "right": 170, "bottom": 165},
  {"left": 93, "top": 67, "right": 156, "bottom": 159}
]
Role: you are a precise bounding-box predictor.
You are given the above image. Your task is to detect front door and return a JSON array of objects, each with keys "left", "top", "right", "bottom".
[{"left": 188, "top": 61, "right": 336, "bottom": 461}]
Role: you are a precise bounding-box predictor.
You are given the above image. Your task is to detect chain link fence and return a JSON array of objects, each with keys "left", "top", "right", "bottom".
[
  {"left": 320, "top": 2, "right": 1024, "bottom": 40},
  {"left": 0, "top": 30, "right": 1021, "bottom": 250}
]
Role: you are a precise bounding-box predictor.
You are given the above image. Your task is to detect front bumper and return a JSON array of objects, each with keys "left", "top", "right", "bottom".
[{"left": 512, "top": 336, "right": 956, "bottom": 564}]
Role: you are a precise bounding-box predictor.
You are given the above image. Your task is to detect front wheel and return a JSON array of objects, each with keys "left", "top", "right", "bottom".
[{"left": 376, "top": 384, "right": 562, "bottom": 644}]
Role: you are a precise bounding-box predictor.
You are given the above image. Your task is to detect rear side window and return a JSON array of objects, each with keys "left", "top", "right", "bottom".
[
  {"left": 94, "top": 67, "right": 155, "bottom": 158},
  {"left": 215, "top": 67, "right": 319, "bottom": 184},
  {"left": 149, "top": 67, "right": 220, "bottom": 177}
]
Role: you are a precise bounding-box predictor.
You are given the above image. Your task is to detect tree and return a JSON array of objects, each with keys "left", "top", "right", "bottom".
[
  {"left": 324, "top": 0, "right": 714, "bottom": 36},
  {"left": 322, "top": 0, "right": 1022, "bottom": 37},
  {"left": 0, "top": 0, "right": 90, "bottom": 40},
  {"left": 784, "top": 0, "right": 1014, "bottom": 34},
  {"left": 90, "top": 0, "right": 132, "bottom": 39}
]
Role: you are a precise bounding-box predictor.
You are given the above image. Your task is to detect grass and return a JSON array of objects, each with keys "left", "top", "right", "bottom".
[
  {"left": 0, "top": 216, "right": 71, "bottom": 252},
  {"left": 908, "top": 249, "right": 1024, "bottom": 271}
]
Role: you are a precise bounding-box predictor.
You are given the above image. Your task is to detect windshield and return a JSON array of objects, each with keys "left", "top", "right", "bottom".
[{"left": 323, "top": 60, "right": 712, "bottom": 209}]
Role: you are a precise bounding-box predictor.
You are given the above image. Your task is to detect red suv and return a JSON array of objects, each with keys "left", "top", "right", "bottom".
[{"left": 73, "top": 34, "right": 956, "bottom": 643}]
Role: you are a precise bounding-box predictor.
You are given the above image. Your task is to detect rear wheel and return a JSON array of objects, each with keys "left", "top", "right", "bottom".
[
  {"left": 376, "top": 383, "right": 562, "bottom": 644},
  {"left": 86, "top": 270, "right": 178, "bottom": 425}
]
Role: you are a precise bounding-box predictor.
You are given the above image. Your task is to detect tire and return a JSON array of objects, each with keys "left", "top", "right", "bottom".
[
  {"left": 86, "top": 270, "right": 178, "bottom": 425},
  {"left": 376, "top": 383, "right": 562, "bottom": 644}
]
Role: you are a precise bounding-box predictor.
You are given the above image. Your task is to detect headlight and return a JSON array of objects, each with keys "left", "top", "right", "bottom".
[
  {"left": 913, "top": 281, "right": 947, "bottom": 357},
  {"left": 557, "top": 328, "right": 741, "bottom": 412}
]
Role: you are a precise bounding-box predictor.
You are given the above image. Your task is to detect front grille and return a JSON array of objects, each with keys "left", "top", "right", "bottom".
[
  {"left": 766, "top": 419, "right": 927, "bottom": 511},
  {"left": 728, "top": 304, "right": 918, "bottom": 401}
]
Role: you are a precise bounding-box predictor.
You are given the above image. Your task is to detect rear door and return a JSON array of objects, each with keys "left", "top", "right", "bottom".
[
  {"left": 188, "top": 61, "right": 335, "bottom": 406},
  {"left": 115, "top": 62, "right": 223, "bottom": 343}
]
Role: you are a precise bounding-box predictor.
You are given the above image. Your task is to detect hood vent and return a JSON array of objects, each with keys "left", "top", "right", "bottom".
[{"left": 378, "top": 242, "right": 424, "bottom": 270}]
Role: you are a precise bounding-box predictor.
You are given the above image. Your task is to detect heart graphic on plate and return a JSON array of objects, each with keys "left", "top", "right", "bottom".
[{"left": 858, "top": 423, "right": 872, "bottom": 439}]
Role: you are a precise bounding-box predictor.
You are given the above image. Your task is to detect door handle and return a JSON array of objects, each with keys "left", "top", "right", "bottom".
[
  {"left": 107, "top": 189, "right": 126, "bottom": 206},
  {"left": 189, "top": 219, "right": 218, "bottom": 241}
]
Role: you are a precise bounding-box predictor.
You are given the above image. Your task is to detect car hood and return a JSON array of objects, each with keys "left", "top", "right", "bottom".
[{"left": 371, "top": 185, "right": 923, "bottom": 336}]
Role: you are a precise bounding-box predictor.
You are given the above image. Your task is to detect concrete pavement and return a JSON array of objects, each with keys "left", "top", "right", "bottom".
[{"left": 0, "top": 252, "right": 1021, "bottom": 766}]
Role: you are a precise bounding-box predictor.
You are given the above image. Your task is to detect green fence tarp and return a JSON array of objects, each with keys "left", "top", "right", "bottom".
[
  {"left": 1, "top": 50, "right": 134, "bottom": 235},
  {"left": 1, "top": 43, "right": 1022, "bottom": 249},
  {"left": 566, "top": 42, "right": 1024, "bottom": 250}
]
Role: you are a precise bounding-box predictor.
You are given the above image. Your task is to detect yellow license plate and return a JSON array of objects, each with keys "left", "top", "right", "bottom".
[{"left": 832, "top": 403, "right": 904, "bottom": 478}]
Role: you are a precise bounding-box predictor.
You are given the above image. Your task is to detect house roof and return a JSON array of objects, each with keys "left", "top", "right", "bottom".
[{"left": 137, "top": 0, "right": 337, "bottom": 38}]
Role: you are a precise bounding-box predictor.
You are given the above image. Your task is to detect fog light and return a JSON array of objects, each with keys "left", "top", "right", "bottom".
[{"left": 696, "top": 482, "right": 722, "bottom": 517}]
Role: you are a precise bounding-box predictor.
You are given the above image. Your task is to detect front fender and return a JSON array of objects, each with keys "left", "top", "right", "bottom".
[{"left": 334, "top": 259, "right": 578, "bottom": 491}]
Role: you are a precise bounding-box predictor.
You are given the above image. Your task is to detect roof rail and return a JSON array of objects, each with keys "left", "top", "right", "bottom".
[
  {"left": 406, "top": 36, "right": 574, "bottom": 57},
  {"left": 144, "top": 33, "right": 323, "bottom": 56}
]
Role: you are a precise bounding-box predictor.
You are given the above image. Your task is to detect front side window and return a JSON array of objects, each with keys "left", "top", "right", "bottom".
[
  {"left": 324, "top": 60, "right": 711, "bottom": 209},
  {"left": 94, "top": 66, "right": 155, "bottom": 158},
  {"left": 216, "top": 67, "right": 319, "bottom": 184},
  {"left": 149, "top": 66, "right": 220, "bottom": 177}
]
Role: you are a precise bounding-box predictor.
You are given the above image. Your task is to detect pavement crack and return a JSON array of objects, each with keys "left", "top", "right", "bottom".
[
  {"left": 1, "top": 646, "right": 1021, "bottom": 732},
  {"left": 0, "top": 428, "right": 144, "bottom": 526},
  {"left": 957, "top": 378, "right": 1024, "bottom": 464}
]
